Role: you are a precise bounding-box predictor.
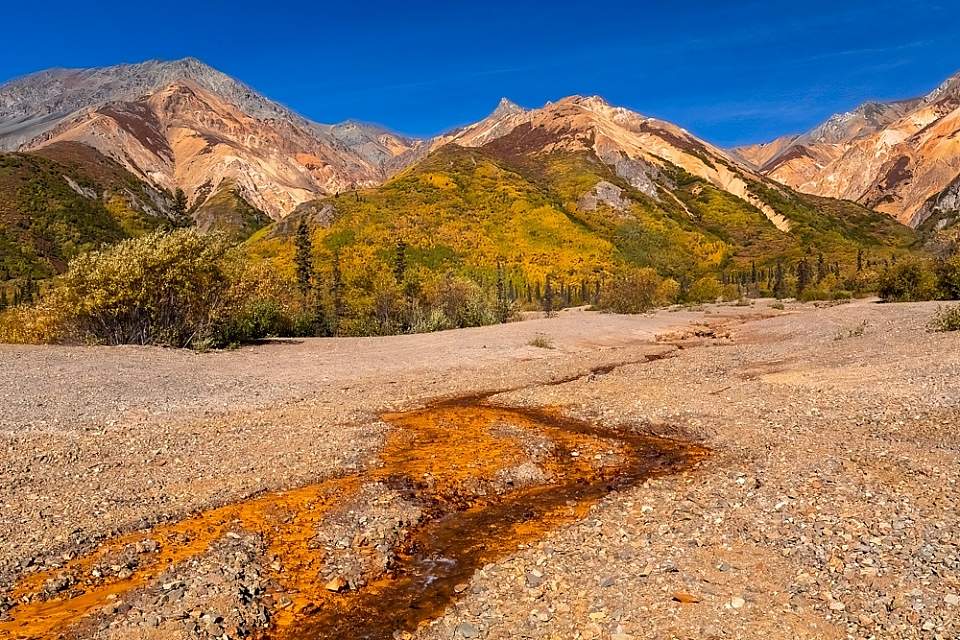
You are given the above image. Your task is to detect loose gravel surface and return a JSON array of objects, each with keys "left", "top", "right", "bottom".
[{"left": 1, "top": 300, "right": 958, "bottom": 639}]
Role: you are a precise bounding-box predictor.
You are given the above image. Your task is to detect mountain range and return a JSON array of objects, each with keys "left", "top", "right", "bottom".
[
  {"left": 0, "top": 58, "right": 426, "bottom": 219},
  {"left": 733, "top": 71, "right": 960, "bottom": 231},
  {"left": 1, "top": 57, "right": 951, "bottom": 287}
]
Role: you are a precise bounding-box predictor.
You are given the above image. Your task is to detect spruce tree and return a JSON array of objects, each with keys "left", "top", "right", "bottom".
[
  {"left": 773, "top": 261, "right": 786, "bottom": 299},
  {"left": 171, "top": 188, "right": 190, "bottom": 227},
  {"left": 796, "top": 257, "right": 811, "bottom": 294},
  {"left": 330, "top": 251, "right": 344, "bottom": 335},
  {"left": 543, "top": 275, "right": 555, "bottom": 316},
  {"left": 294, "top": 219, "right": 313, "bottom": 298},
  {"left": 394, "top": 239, "right": 407, "bottom": 285},
  {"left": 495, "top": 261, "right": 509, "bottom": 323},
  {"left": 816, "top": 253, "right": 827, "bottom": 283}
]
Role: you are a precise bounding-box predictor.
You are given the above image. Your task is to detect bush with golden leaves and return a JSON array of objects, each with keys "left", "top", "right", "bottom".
[
  {"left": 598, "top": 268, "right": 679, "bottom": 314},
  {"left": 0, "top": 229, "right": 299, "bottom": 348}
]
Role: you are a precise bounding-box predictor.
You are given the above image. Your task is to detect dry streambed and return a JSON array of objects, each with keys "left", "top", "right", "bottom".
[{"left": 0, "top": 392, "right": 706, "bottom": 640}]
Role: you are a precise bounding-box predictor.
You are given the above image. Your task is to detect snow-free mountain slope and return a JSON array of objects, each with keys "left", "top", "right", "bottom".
[
  {"left": 0, "top": 58, "right": 422, "bottom": 219},
  {"left": 443, "top": 95, "right": 793, "bottom": 231},
  {"left": 734, "top": 70, "right": 960, "bottom": 228}
]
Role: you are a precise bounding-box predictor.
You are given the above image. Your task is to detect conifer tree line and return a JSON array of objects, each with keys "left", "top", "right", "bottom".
[
  {"left": 715, "top": 247, "right": 911, "bottom": 300},
  {"left": 289, "top": 222, "right": 936, "bottom": 331},
  {"left": 287, "top": 222, "right": 624, "bottom": 334},
  {"left": 3, "top": 213, "right": 956, "bottom": 347}
]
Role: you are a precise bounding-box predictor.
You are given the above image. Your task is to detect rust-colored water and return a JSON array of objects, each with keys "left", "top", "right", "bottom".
[{"left": 0, "top": 397, "right": 706, "bottom": 640}]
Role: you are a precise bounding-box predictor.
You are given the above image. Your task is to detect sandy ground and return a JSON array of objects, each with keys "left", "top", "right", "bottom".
[{"left": 1, "top": 299, "right": 958, "bottom": 639}]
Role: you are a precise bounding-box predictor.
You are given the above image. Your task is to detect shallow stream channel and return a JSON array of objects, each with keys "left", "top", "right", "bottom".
[{"left": 0, "top": 389, "right": 707, "bottom": 640}]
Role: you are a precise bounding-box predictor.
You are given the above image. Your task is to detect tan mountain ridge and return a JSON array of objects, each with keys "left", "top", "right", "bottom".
[
  {"left": 734, "top": 70, "right": 960, "bottom": 228},
  {"left": 436, "top": 95, "right": 793, "bottom": 231},
  {"left": 30, "top": 80, "right": 387, "bottom": 218},
  {"left": 0, "top": 58, "right": 421, "bottom": 219},
  {"left": 1, "top": 58, "right": 818, "bottom": 231},
  {"left": 5, "top": 57, "right": 954, "bottom": 237}
]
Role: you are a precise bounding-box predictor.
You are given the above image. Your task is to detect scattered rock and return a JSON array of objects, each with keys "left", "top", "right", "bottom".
[{"left": 673, "top": 592, "right": 703, "bottom": 604}]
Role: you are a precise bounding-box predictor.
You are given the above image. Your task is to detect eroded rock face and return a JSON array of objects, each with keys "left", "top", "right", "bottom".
[
  {"left": 918, "top": 174, "right": 960, "bottom": 227},
  {"left": 18, "top": 81, "right": 392, "bottom": 219},
  {"left": 578, "top": 180, "right": 633, "bottom": 213},
  {"left": 734, "top": 71, "right": 960, "bottom": 227}
]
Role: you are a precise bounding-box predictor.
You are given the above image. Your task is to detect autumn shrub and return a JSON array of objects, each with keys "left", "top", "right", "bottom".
[
  {"left": 422, "top": 273, "right": 498, "bottom": 329},
  {"left": 878, "top": 259, "right": 938, "bottom": 302},
  {"left": 686, "top": 276, "right": 722, "bottom": 304},
  {"left": 338, "top": 272, "right": 504, "bottom": 336},
  {"left": 929, "top": 305, "right": 960, "bottom": 332},
  {"left": 0, "top": 229, "right": 299, "bottom": 348},
  {"left": 528, "top": 334, "right": 554, "bottom": 349},
  {"left": 720, "top": 284, "right": 742, "bottom": 302},
  {"left": 598, "top": 268, "right": 677, "bottom": 314},
  {"left": 844, "top": 269, "right": 880, "bottom": 296},
  {"left": 408, "top": 306, "right": 452, "bottom": 334},
  {"left": 935, "top": 255, "right": 960, "bottom": 300}
]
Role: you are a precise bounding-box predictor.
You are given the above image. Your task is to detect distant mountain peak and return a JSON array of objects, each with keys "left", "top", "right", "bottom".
[
  {"left": 491, "top": 97, "right": 523, "bottom": 118},
  {"left": 557, "top": 94, "right": 609, "bottom": 107},
  {"left": 733, "top": 68, "right": 960, "bottom": 227},
  {"left": 925, "top": 68, "right": 960, "bottom": 103}
]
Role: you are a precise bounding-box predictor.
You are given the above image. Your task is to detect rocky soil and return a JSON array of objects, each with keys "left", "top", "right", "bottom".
[
  {"left": 419, "top": 301, "right": 960, "bottom": 640},
  {"left": 1, "top": 300, "right": 958, "bottom": 639}
]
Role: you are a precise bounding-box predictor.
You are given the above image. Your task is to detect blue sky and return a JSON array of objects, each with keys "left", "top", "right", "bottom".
[{"left": 3, "top": 0, "right": 958, "bottom": 146}]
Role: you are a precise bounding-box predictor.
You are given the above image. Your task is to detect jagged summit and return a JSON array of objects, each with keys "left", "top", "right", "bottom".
[
  {"left": 491, "top": 97, "right": 524, "bottom": 118},
  {"left": 924, "top": 68, "right": 960, "bottom": 103},
  {"left": 558, "top": 94, "right": 609, "bottom": 105}
]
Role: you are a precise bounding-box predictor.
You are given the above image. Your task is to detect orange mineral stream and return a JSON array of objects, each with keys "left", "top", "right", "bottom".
[{"left": 0, "top": 397, "right": 707, "bottom": 640}]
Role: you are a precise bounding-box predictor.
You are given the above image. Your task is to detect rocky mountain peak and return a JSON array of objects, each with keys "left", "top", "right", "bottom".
[
  {"left": 557, "top": 95, "right": 611, "bottom": 109},
  {"left": 0, "top": 57, "right": 292, "bottom": 150},
  {"left": 734, "top": 68, "right": 960, "bottom": 227},
  {"left": 925, "top": 68, "right": 960, "bottom": 103},
  {"left": 491, "top": 97, "right": 523, "bottom": 118}
]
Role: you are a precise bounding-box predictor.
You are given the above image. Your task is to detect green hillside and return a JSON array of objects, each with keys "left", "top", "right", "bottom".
[
  {"left": 248, "top": 143, "right": 919, "bottom": 302},
  {"left": 0, "top": 143, "right": 171, "bottom": 286},
  {"left": 192, "top": 179, "right": 271, "bottom": 241}
]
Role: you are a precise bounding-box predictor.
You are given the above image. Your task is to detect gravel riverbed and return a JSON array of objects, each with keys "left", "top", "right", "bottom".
[{"left": 1, "top": 300, "right": 957, "bottom": 640}]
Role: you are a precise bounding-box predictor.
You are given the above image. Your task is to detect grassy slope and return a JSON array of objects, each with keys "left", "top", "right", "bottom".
[
  {"left": 0, "top": 144, "right": 170, "bottom": 282},
  {"left": 248, "top": 146, "right": 624, "bottom": 291},
  {"left": 192, "top": 180, "right": 271, "bottom": 241},
  {"left": 249, "top": 143, "right": 919, "bottom": 295}
]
